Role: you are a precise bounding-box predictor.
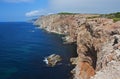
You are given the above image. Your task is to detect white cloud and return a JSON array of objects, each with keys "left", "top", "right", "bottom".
[
  {"left": 25, "top": 10, "right": 41, "bottom": 17},
  {"left": 49, "top": 0, "right": 120, "bottom": 13},
  {"left": 25, "top": 9, "right": 55, "bottom": 17},
  {"left": 3, "top": 0, "right": 34, "bottom": 3},
  {"left": 50, "top": 0, "right": 85, "bottom": 7}
]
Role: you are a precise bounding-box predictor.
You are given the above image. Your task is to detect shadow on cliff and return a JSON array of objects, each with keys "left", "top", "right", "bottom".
[{"left": 84, "top": 44, "right": 97, "bottom": 69}]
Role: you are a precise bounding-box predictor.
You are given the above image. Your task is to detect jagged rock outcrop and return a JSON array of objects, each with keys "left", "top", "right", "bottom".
[
  {"left": 43, "top": 54, "right": 62, "bottom": 67},
  {"left": 35, "top": 14, "right": 120, "bottom": 79}
]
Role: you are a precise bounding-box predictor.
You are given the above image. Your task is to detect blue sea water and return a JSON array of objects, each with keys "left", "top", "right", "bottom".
[{"left": 0, "top": 22, "right": 77, "bottom": 79}]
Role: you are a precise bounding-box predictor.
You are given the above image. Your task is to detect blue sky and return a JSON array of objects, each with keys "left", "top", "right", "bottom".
[{"left": 0, "top": 0, "right": 120, "bottom": 22}]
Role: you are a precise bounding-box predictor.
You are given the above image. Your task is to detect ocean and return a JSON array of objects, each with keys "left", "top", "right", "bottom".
[{"left": 0, "top": 22, "right": 77, "bottom": 79}]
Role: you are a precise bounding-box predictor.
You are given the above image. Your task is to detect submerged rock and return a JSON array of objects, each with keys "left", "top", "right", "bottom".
[{"left": 43, "top": 54, "right": 62, "bottom": 67}]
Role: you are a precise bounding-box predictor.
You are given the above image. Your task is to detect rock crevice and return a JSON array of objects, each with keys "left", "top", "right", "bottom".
[{"left": 35, "top": 14, "right": 120, "bottom": 79}]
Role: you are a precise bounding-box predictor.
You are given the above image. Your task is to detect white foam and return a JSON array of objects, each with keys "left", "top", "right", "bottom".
[{"left": 43, "top": 57, "right": 48, "bottom": 64}]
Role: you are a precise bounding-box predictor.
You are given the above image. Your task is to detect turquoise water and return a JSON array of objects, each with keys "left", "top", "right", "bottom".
[{"left": 0, "top": 22, "right": 77, "bottom": 79}]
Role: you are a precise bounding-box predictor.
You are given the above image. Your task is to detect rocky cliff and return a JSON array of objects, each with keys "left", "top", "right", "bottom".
[{"left": 35, "top": 14, "right": 120, "bottom": 79}]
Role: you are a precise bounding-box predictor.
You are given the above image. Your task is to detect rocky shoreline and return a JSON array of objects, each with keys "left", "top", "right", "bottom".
[{"left": 34, "top": 14, "right": 120, "bottom": 79}]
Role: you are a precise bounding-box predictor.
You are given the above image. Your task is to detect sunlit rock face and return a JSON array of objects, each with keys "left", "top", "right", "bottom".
[
  {"left": 35, "top": 14, "right": 120, "bottom": 79},
  {"left": 75, "top": 18, "right": 120, "bottom": 79}
]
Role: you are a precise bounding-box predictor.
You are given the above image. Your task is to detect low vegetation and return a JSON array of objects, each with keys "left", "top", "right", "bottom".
[
  {"left": 58, "top": 12, "right": 120, "bottom": 22},
  {"left": 58, "top": 12, "right": 77, "bottom": 15},
  {"left": 101, "top": 12, "right": 120, "bottom": 22},
  {"left": 87, "top": 15, "right": 100, "bottom": 19}
]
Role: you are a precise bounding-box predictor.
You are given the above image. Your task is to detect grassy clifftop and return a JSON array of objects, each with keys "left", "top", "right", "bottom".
[
  {"left": 101, "top": 12, "right": 120, "bottom": 22},
  {"left": 57, "top": 12, "right": 77, "bottom": 15}
]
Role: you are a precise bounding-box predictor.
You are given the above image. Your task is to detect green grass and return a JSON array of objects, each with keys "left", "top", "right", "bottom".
[
  {"left": 58, "top": 12, "right": 120, "bottom": 22},
  {"left": 101, "top": 12, "right": 120, "bottom": 22},
  {"left": 113, "top": 18, "right": 120, "bottom": 22},
  {"left": 58, "top": 12, "right": 77, "bottom": 15}
]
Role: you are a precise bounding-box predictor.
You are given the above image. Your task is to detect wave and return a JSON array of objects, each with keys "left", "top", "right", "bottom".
[{"left": 43, "top": 57, "right": 48, "bottom": 64}]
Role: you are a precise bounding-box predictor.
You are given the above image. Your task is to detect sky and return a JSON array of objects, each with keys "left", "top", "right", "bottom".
[{"left": 0, "top": 0, "right": 120, "bottom": 22}]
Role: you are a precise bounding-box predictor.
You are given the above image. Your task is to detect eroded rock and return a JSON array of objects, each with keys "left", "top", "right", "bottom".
[
  {"left": 35, "top": 14, "right": 120, "bottom": 79},
  {"left": 43, "top": 54, "right": 62, "bottom": 67}
]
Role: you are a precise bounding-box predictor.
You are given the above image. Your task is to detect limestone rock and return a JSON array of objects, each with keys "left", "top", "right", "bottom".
[
  {"left": 43, "top": 54, "right": 62, "bottom": 67},
  {"left": 35, "top": 14, "right": 120, "bottom": 79}
]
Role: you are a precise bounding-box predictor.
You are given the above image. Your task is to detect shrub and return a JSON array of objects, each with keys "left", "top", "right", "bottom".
[
  {"left": 101, "top": 12, "right": 120, "bottom": 22},
  {"left": 58, "top": 12, "right": 77, "bottom": 15}
]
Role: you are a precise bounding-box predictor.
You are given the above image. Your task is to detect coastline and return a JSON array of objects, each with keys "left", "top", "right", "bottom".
[{"left": 34, "top": 14, "right": 120, "bottom": 79}]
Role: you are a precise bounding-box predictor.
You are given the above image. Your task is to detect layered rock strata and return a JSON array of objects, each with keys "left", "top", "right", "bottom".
[{"left": 35, "top": 14, "right": 120, "bottom": 79}]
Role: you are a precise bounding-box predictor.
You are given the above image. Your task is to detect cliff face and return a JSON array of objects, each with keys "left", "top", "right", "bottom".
[{"left": 35, "top": 14, "right": 120, "bottom": 79}]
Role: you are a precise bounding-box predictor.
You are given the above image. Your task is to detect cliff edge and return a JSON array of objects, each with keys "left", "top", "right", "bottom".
[{"left": 35, "top": 14, "right": 120, "bottom": 79}]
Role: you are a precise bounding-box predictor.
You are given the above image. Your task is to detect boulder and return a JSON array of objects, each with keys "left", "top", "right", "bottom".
[{"left": 43, "top": 54, "right": 62, "bottom": 67}]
